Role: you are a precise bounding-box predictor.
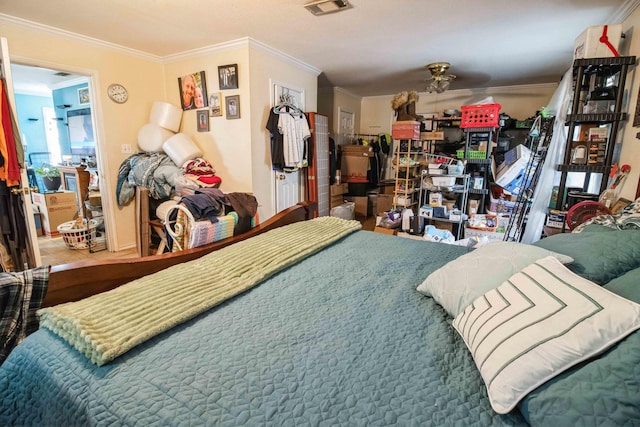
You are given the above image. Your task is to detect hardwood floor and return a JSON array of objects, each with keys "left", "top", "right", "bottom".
[{"left": 38, "top": 234, "right": 138, "bottom": 266}]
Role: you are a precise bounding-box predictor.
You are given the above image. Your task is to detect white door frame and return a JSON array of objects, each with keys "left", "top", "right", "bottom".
[{"left": 9, "top": 54, "right": 117, "bottom": 253}]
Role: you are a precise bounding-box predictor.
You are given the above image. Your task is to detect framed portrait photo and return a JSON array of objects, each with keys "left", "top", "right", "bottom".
[
  {"left": 218, "top": 64, "right": 238, "bottom": 90},
  {"left": 197, "top": 110, "right": 210, "bottom": 132},
  {"left": 209, "top": 92, "right": 222, "bottom": 117},
  {"left": 225, "top": 95, "right": 240, "bottom": 120},
  {"left": 178, "top": 71, "right": 208, "bottom": 111},
  {"left": 78, "top": 87, "right": 90, "bottom": 105}
]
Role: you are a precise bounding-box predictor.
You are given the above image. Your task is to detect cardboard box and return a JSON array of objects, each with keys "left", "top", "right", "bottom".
[
  {"left": 32, "top": 191, "right": 78, "bottom": 236},
  {"left": 374, "top": 226, "right": 398, "bottom": 235},
  {"left": 377, "top": 194, "right": 394, "bottom": 212},
  {"left": 574, "top": 24, "right": 622, "bottom": 59},
  {"left": 341, "top": 155, "right": 369, "bottom": 182},
  {"left": 546, "top": 210, "right": 567, "bottom": 229},
  {"left": 494, "top": 144, "right": 534, "bottom": 195},
  {"left": 392, "top": 121, "right": 420, "bottom": 140},
  {"left": 330, "top": 183, "right": 348, "bottom": 197}
]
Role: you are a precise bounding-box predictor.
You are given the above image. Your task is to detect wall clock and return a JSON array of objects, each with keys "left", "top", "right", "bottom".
[{"left": 107, "top": 83, "right": 128, "bottom": 104}]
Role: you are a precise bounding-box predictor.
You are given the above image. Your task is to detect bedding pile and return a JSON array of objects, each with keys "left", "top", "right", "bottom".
[{"left": 39, "top": 216, "right": 361, "bottom": 366}]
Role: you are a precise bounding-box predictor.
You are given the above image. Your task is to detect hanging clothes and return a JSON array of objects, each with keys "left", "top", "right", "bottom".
[
  {"left": 0, "top": 78, "right": 31, "bottom": 271},
  {"left": 0, "top": 79, "right": 21, "bottom": 186},
  {"left": 329, "top": 136, "right": 337, "bottom": 185},
  {"left": 266, "top": 103, "right": 310, "bottom": 171}
]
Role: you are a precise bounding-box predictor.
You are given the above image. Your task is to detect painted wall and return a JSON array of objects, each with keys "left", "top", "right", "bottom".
[
  {"left": 163, "top": 44, "right": 252, "bottom": 202},
  {"left": 0, "top": 19, "right": 165, "bottom": 251},
  {"left": 619, "top": 8, "right": 640, "bottom": 201},
  {"left": 14, "top": 93, "right": 51, "bottom": 156},
  {"left": 162, "top": 41, "right": 318, "bottom": 220},
  {"left": 52, "top": 82, "right": 89, "bottom": 155},
  {"left": 247, "top": 43, "right": 319, "bottom": 217},
  {"left": 361, "top": 84, "right": 557, "bottom": 135}
]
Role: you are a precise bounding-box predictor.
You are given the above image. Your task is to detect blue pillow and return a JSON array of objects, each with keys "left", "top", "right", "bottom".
[
  {"left": 604, "top": 267, "right": 640, "bottom": 303},
  {"left": 533, "top": 229, "right": 640, "bottom": 284}
]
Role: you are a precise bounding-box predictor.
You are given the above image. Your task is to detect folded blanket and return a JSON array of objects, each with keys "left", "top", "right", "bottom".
[{"left": 39, "top": 217, "right": 361, "bottom": 366}]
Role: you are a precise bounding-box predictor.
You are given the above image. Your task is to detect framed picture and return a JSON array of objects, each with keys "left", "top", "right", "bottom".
[
  {"left": 218, "top": 64, "right": 238, "bottom": 90},
  {"left": 78, "top": 87, "right": 90, "bottom": 105},
  {"left": 197, "top": 110, "right": 210, "bottom": 132},
  {"left": 225, "top": 95, "right": 240, "bottom": 119},
  {"left": 178, "top": 71, "right": 208, "bottom": 111},
  {"left": 209, "top": 93, "right": 222, "bottom": 117}
]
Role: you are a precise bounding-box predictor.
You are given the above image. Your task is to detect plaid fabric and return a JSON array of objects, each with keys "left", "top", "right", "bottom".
[{"left": 0, "top": 266, "right": 49, "bottom": 365}]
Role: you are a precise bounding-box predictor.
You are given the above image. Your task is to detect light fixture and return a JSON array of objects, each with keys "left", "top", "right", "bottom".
[
  {"left": 304, "top": 0, "right": 352, "bottom": 16},
  {"left": 425, "top": 62, "right": 456, "bottom": 93}
]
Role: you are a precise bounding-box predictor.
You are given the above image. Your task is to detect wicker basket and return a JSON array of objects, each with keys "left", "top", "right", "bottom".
[{"left": 57, "top": 219, "right": 98, "bottom": 250}]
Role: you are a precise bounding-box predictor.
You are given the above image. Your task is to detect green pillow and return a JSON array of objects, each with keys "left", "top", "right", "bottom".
[
  {"left": 604, "top": 267, "right": 640, "bottom": 303},
  {"left": 533, "top": 229, "right": 640, "bottom": 285}
]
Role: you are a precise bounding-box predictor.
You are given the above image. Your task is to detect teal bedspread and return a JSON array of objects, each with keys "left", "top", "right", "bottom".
[{"left": 0, "top": 231, "right": 529, "bottom": 426}]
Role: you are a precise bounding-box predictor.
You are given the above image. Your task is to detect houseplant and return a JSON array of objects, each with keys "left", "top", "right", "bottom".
[{"left": 35, "top": 165, "right": 61, "bottom": 191}]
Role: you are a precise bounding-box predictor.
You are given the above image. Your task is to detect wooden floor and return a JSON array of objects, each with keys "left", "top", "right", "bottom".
[
  {"left": 38, "top": 234, "right": 138, "bottom": 266},
  {"left": 37, "top": 215, "right": 376, "bottom": 267}
]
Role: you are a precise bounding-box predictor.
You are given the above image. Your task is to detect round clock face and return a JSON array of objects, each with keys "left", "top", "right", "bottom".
[{"left": 107, "top": 84, "right": 128, "bottom": 104}]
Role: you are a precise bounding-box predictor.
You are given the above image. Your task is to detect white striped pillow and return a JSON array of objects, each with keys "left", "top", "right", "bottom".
[{"left": 453, "top": 255, "right": 640, "bottom": 414}]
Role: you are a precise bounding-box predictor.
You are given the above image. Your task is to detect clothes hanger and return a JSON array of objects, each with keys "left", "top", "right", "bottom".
[{"left": 272, "top": 90, "right": 303, "bottom": 116}]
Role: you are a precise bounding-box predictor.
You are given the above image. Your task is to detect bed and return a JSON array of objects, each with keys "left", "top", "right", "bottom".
[{"left": 1, "top": 201, "right": 639, "bottom": 426}]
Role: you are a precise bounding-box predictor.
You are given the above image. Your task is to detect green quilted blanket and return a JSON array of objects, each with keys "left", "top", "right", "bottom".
[{"left": 39, "top": 217, "right": 361, "bottom": 366}]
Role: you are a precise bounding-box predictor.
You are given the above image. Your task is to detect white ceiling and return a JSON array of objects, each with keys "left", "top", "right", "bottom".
[{"left": 1, "top": 0, "right": 638, "bottom": 97}]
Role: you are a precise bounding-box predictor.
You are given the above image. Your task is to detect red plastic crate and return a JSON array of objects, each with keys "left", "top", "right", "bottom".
[{"left": 460, "top": 103, "right": 501, "bottom": 128}]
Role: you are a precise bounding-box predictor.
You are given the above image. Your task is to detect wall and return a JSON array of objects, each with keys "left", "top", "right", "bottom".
[
  {"left": 52, "top": 82, "right": 89, "bottom": 155},
  {"left": 15, "top": 93, "right": 51, "bottom": 155},
  {"left": 619, "top": 8, "right": 640, "bottom": 201},
  {"left": 361, "top": 84, "right": 557, "bottom": 134},
  {"left": 247, "top": 42, "right": 319, "bottom": 217},
  {"left": 162, "top": 39, "right": 319, "bottom": 220},
  {"left": 0, "top": 19, "right": 165, "bottom": 251}
]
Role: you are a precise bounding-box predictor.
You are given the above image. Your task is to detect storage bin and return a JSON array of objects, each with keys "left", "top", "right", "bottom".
[
  {"left": 460, "top": 103, "right": 501, "bottom": 128},
  {"left": 456, "top": 149, "right": 487, "bottom": 159},
  {"left": 431, "top": 176, "right": 456, "bottom": 187}
]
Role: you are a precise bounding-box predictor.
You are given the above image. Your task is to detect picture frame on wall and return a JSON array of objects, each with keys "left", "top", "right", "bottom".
[
  {"left": 225, "top": 95, "right": 240, "bottom": 120},
  {"left": 197, "top": 110, "right": 210, "bottom": 132},
  {"left": 78, "top": 87, "right": 90, "bottom": 105},
  {"left": 178, "top": 71, "right": 208, "bottom": 111},
  {"left": 218, "top": 64, "right": 238, "bottom": 90},
  {"left": 209, "top": 93, "right": 222, "bottom": 117}
]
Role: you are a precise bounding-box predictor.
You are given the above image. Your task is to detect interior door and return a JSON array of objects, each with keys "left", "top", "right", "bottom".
[{"left": 0, "top": 37, "right": 41, "bottom": 268}]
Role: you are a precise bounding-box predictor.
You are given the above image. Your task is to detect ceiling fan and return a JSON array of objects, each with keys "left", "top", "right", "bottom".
[{"left": 425, "top": 62, "right": 456, "bottom": 93}]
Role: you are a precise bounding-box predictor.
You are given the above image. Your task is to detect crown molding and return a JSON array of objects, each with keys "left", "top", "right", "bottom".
[
  {"left": 609, "top": 0, "right": 640, "bottom": 23},
  {"left": 162, "top": 36, "right": 321, "bottom": 76},
  {"left": 333, "top": 86, "right": 361, "bottom": 99},
  {"left": 0, "top": 13, "right": 163, "bottom": 63}
]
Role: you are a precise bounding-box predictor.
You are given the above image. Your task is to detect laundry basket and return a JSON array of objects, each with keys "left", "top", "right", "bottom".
[{"left": 57, "top": 219, "right": 98, "bottom": 249}]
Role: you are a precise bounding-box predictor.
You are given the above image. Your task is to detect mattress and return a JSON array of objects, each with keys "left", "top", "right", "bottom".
[{"left": 0, "top": 231, "right": 528, "bottom": 426}]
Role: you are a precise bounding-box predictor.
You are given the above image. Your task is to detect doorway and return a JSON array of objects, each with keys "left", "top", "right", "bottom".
[{"left": 11, "top": 63, "right": 113, "bottom": 265}]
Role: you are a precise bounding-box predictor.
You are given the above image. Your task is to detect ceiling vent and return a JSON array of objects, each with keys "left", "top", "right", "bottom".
[
  {"left": 54, "top": 71, "right": 72, "bottom": 77},
  {"left": 304, "top": 0, "right": 352, "bottom": 16}
]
